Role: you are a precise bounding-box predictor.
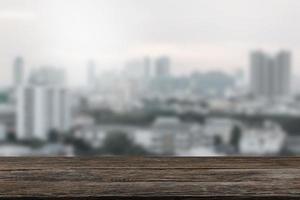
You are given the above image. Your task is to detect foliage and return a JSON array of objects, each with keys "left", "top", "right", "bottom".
[
  {"left": 47, "top": 129, "right": 60, "bottom": 143},
  {"left": 101, "top": 131, "right": 149, "bottom": 156},
  {"left": 6, "top": 130, "right": 17, "bottom": 143},
  {"left": 230, "top": 125, "right": 242, "bottom": 152},
  {"left": 63, "top": 133, "right": 93, "bottom": 156}
]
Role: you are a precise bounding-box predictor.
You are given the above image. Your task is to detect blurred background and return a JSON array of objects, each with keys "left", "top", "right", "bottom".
[{"left": 0, "top": 0, "right": 300, "bottom": 156}]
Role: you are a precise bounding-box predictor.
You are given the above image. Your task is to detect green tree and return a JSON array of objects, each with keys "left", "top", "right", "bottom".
[
  {"left": 102, "top": 131, "right": 149, "bottom": 155},
  {"left": 47, "top": 129, "right": 60, "bottom": 143},
  {"left": 6, "top": 130, "right": 17, "bottom": 143},
  {"left": 230, "top": 125, "right": 242, "bottom": 152},
  {"left": 0, "top": 92, "right": 9, "bottom": 104},
  {"left": 63, "top": 131, "right": 93, "bottom": 156},
  {"left": 213, "top": 135, "right": 222, "bottom": 147}
]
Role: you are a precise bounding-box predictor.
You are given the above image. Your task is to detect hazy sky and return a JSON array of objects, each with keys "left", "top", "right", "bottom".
[{"left": 0, "top": 0, "right": 300, "bottom": 85}]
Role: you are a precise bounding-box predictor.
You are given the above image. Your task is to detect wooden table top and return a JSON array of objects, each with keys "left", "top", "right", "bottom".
[{"left": 0, "top": 157, "right": 299, "bottom": 199}]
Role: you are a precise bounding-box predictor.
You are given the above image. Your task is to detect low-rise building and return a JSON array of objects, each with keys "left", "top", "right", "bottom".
[
  {"left": 73, "top": 116, "right": 213, "bottom": 155},
  {"left": 204, "top": 117, "right": 237, "bottom": 144},
  {"left": 239, "top": 121, "right": 286, "bottom": 155}
]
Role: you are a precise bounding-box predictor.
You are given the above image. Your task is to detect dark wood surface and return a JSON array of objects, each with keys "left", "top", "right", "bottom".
[{"left": 0, "top": 157, "right": 299, "bottom": 199}]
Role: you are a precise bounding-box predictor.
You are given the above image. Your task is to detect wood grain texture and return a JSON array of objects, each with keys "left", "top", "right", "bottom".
[{"left": 0, "top": 157, "right": 299, "bottom": 199}]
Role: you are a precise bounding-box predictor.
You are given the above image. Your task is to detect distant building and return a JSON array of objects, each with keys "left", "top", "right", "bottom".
[
  {"left": 73, "top": 117, "right": 213, "bottom": 155},
  {"left": 151, "top": 117, "right": 211, "bottom": 155},
  {"left": 250, "top": 50, "right": 291, "bottom": 99},
  {"left": 190, "top": 71, "right": 235, "bottom": 97},
  {"left": 204, "top": 117, "right": 237, "bottom": 144},
  {"left": 154, "top": 56, "right": 171, "bottom": 78},
  {"left": 87, "top": 60, "right": 97, "bottom": 88},
  {"left": 124, "top": 57, "right": 152, "bottom": 80},
  {"left": 13, "top": 57, "right": 24, "bottom": 86},
  {"left": 0, "top": 143, "right": 74, "bottom": 156},
  {"left": 284, "top": 135, "right": 300, "bottom": 155},
  {"left": 36, "top": 144, "right": 74, "bottom": 156},
  {"left": 0, "top": 144, "right": 32, "bottom": 156},
  {"left": 17, "top": 86, "right": 72, "bottom": 140},
  {"left": 29, "top": 66, "right": 65, "bottom": 86},
  {"left": 143, "top": 57, "right": 151, "bottom": 79},
  {"left": 239, "top": 121, "right": 286, "bottom": 155},
  {"left": 0, "top": 104, "right": 15, "bottom": 134},
  {"left": 0, "top": 123, "right": 6, "bottom": 141}
]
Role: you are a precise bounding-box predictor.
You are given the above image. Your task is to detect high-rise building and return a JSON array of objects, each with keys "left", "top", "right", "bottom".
[
  {"left": 276, "top": 51, "right": 291, "bottom": 96},
  {"left": 124, "top": 57, "right": 152, "bottom": 80},
  {"left": 13, "top": 57, "right": 24, "bottom": 86},
  {"left": 17, "top": 86, "right": 71, "bottom": 140},
  {"left": 250, "top": 50, "right": 291, "bottom": 98},
  {"left": 87, "top": 60, "right": 97, "bottom": 88},
  {"left": 154, "top": 56, "right": 171, "bottom": 78},
  {"left": 143, "top": 57, "right": 151, "bottom": 79},
  {"left": 29, "top": 66, "right": 65, "bottom": 86}
]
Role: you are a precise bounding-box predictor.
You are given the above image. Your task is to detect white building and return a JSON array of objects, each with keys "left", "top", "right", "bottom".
[
  {"left": 0, "top": 144, "right": 74, "bottom": 156},
  {"left": 204, "top": 117, "right": 236, "bottom": 144},
  {"left": 177, "top": 147, "right": 222, "bottom": 157},
  {"left": 150, "top": 117, "right": 211, "bottom": 155},
  {"left": 0, "top": 144, "right": 32, "bottom": 156},
  {"left": 17, "top": 86, "right": 72, "bottom": 140},
  {"left": 239, "top": 121, "right": 286, "bottom": 155},
  {"left": 73, "top": 117, "right": 213, "bottom": 155},
  {"left": 250, "top": 50, "right": 291, "bottom": 99}
]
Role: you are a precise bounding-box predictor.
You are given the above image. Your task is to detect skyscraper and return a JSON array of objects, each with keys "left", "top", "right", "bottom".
[
  {"left": 17, "top": 86, "right": 71, "bottom": 140},
  {"left": 276, "top": 51, "right": 291, "bottom": 96},
  {"left": 29, "top": 66, "right": 65, "bottom": 86},
  {"left": 87, "top": 60, "right": 97, "bottom": 88},
  {"left": 250, "top": 50, "right": 291, "bottom": 98},
  {"left": 124, "top": 57, "right": 153, "bottom": 80},
  {"left": 13, "top": 57, "right": 24, "bottom": 86},
  {"left": 154, "top": 56, "right": 171, "bottom": 78},
  {"left": 143, "top": 56, "right": 151, "bottom": 79}
]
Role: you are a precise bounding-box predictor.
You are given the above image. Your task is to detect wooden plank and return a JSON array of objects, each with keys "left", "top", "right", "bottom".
[
  {"left": 0, "top": 157, "right": 299, "bottom": 199},
  {"left": 1, "top": 157, "right": 300, "bottom": 169}
]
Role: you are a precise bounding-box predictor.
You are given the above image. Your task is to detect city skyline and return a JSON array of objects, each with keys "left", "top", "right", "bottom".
[{"left": 1, "top": 0, "right": 300, "bottom": 86}]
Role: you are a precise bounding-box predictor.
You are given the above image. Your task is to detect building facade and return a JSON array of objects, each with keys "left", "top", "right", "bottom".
[
  {"left": 239, "top": 121, "right": 286, "bottom": 155},
  {"left": 250, "top": 50, "right": 291, "bottom": 99},
  {"left": 17, "top": 86, "right": 72, "bottom": 140},
  {"left": 155, "top": 56, "right": 171, "bottom": 78}
]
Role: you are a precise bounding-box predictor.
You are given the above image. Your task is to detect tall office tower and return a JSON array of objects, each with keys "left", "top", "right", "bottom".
[
  {"left": 46, "top": 88, "right": 71, "bottom": 132},
  {"left": 143, "top": 57, "right": 151, "bottom": 79},
  {"left": 250, "top": 51, "right": 268, "bottom": 97},
  {"left": 155, "top": 56, "right": 171, "bottom": 78},
  {"left": 276, "top": 51, "right": 291, "bottom": 96},
  {"left": 29, "top": 66, "right": 65, "bottom": 86},
  {"left": 13, "top": 57, "right": 24, "bottom": 86},
  {"left": 87, "top": 60, "right": 97, "bottom": 88},
  {"left": 250, "top": 50, "right": 291, "bottom": 98},
  {"left": 17, "top": 86, "right": 71, "bottom": 140},
  {"left": 123, "top": 57, "right": 152, "bottom": 80}
]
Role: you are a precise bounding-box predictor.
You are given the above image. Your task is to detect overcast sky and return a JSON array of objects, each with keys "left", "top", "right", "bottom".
[{"left": 0, "top": 0, "right": 300, "bottom": 85}]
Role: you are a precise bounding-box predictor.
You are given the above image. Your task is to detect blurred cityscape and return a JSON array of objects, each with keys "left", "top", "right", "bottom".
[{"left": 0, "top": 50, "right": 299, "bottom": 156}]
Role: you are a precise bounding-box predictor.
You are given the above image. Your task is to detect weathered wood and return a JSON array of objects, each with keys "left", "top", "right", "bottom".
[{"left": 0, "top": 157, "right": 299, "bottom": 199}]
